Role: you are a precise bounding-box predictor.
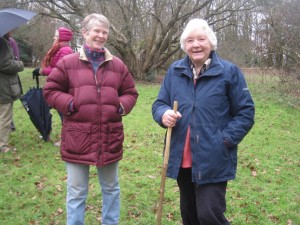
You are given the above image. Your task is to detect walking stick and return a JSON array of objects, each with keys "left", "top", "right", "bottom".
[{"left": 156, "top": 101, "right": 178, "bottom": 225}]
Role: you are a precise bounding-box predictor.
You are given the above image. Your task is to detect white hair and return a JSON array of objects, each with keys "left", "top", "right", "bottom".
[{"left": 180, "top": 18, "right": 217, "bottom": 51}]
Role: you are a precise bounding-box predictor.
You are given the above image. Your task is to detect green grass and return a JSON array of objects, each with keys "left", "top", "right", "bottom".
[{"left": 0, "top": 68, "right": 299, "bottom": 224}]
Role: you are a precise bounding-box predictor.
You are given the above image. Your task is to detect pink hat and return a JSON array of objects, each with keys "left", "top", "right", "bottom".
[{"left": 58, "top": 27, "right": 73, "bottom": 42}]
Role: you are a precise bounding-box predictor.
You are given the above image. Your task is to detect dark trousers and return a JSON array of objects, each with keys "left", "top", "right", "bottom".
[{"left": 177, "top": 168, "right": 229, "bottom": 225}]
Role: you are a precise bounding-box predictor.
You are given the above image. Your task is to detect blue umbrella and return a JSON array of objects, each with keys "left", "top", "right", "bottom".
[{"left": 0, "top": 8, "right": 36, "bottom": 36}]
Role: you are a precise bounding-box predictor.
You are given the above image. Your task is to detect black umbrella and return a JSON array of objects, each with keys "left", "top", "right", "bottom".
[
  {"left": 20, "top": 76, "right": 52, "bottom": 141},
  {"left": 0, "top": 8, "right": 36, "bottom": 36}
]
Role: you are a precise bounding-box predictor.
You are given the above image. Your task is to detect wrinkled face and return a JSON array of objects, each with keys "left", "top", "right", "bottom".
[
  {"left": 185, "top": 29, "right": 212, "bottom": 66},
  {"left": 82, "top": 22, "right": 109, "bottom": 50}
]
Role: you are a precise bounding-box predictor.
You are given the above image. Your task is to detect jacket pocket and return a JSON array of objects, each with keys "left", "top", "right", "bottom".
[
  {"left": 198, "top": 128, "right": 231, "bottom": 180},
  {"left": 216, "top": 129, "right": 230, "bottom": 158},
  {"left": 9, "top": 77, "right": 22, "bottom": 98},
  {"left": 107, "top": 122, "right": 124, "bottom": 153},
  {"left": 63, "top": 122, "right": 93, "bottom": 154}
]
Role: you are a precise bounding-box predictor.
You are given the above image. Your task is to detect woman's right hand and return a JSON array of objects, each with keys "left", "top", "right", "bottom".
[{"left": 162, "top": 109, "right": 182, "bottom": 128}]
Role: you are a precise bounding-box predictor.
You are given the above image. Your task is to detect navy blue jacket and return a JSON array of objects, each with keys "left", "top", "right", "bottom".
[{"left": 152, "top": 51, "right": 255, "bottom": 185}]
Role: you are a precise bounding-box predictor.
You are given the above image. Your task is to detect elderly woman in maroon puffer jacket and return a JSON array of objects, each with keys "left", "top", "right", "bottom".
[
  {"left": 32, "top": 27, "right": 73, "bottom": 143},
  {"left": 43, "top": 14, "right": 138, "bottom": 225}
]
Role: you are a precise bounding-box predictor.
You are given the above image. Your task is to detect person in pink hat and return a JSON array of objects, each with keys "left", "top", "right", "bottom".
[
  {"left": 33, "top": 27, "right": 73, "bottom": 77},
  {"left": 32, "top": 27, "right": 73, "bottom": 144}
]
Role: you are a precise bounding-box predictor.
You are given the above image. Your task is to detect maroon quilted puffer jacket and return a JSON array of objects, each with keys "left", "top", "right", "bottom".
[{"left": 43, "top": 47, "right": 138, "bottom": 167}]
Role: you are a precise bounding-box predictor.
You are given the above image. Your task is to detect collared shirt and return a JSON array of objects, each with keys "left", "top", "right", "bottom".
[{"left": 191, "top": 58, "right": 211, "bottom": 80}]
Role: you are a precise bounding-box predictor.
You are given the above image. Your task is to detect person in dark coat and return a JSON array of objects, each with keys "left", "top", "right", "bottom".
[
  {"left": 43, "top": 13, "right": 138, "bottom": 225},
  {"left": 152, "top": 18, "right": 255, "bottom": 225},
  {"left": 0, "top": 35, "right": 24, "bottom": 152},
  {"left": 5, "top": 30, "right": 20, "bottom": 131}
]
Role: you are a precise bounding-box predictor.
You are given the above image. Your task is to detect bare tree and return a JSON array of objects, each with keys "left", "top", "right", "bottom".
[
  {"left": 15, "top": 0, "right": 255, "bottom": 80},
  {"left": 253, "top": 0, "right": 300, "bottom": 76},
  {"left": 99, "top": 0, "right": 256, "bottom": 80},
  {"left": 0, "top": 0, "right": 18, "bottom": 8},
  {"left": 9, "top": 0, "right": 257, "bottom": 80}
]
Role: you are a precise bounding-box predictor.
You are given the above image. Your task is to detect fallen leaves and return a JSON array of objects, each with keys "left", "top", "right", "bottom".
[
  {"left": 34, "top": 177, "right": 47, "bottom": 191},
  {"left": 251, "top": 170, "right": 257, "bottom": 177},
  {"left": 128, "top": 207, "right": 142, "bottom": 219},
  {"left": 53, "top": 208, "right": 63, "bottom": 216},
  {"left": 250, "top": 165, "right": 257, "bottom": 177}
]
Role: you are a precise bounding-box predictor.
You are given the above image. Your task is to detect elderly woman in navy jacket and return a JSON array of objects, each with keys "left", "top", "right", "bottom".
[
  {"left": 43, "top": 14, "right": 138, "bottom": 225},
  {"left": 152, "top": 18, "right": 255, "bottom": 225}
]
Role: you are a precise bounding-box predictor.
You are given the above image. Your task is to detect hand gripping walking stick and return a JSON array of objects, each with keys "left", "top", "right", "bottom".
[{"left": 156, "top": 101, "right": 178, "bottom": 225}]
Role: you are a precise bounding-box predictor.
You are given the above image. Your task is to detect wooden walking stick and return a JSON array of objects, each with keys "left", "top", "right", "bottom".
[{"left": 156, "top": 101, "right": 178, "bottom": 225}]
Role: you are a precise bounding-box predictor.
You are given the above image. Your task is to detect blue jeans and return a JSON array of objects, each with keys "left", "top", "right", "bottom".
[{"left": 66, "top": 162, "right": 120, "bottom": 225}]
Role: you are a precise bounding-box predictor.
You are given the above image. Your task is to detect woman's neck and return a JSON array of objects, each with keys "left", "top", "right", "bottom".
[
  {"left": 191, "top": 57, "right": 211, "bottom": 79},
  {"left": 84, "top": 44, "right": 105, "bottom": 52},
  {"left": 192, "top": 62, "right": 204, "bottom": 75}
]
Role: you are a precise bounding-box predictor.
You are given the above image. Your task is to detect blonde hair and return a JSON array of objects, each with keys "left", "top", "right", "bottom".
[{"left": 180, "top": 18, "right": 217, "bottom": 51}]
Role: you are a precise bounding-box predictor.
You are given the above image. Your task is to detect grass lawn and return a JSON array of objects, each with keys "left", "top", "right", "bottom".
[{"left": 0, "top": 68, "right": 299, "bottom": 224}]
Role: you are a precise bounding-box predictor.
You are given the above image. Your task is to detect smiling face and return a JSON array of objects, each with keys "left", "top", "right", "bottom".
[
  {"left": 185, "top": 29, "right": 212, "bottom": 67},
  {"left": 82, "top": 22, "right": 109, "bottom": 50}
]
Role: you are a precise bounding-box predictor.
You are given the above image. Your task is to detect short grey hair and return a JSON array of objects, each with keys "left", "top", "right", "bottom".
[
  {"left": 82, "top": 13, "right": 110, "bottom": 33},
  {"left": 180, "top": 18, "right": 217, "bottom": 52}
]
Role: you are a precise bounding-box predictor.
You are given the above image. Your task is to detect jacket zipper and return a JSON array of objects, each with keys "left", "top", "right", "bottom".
[
  {"left": 193, "top": 76, "right": 202, "bottom": 181},
  {"left": 94, "top": 61, "right": 107, "bottom": 165},
  {"left": 94, "top": 71, "right": 100, "bottom": 97},
  {"left": 94, "top": 61, "right": 108, "bottom": 97},
  {"left": 92, "top": 68, "right": 101, "bottom": 165}
]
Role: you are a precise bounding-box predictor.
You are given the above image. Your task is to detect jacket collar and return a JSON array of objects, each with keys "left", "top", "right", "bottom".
[
  {"left": 79, "top": 46, "right": 113, "bottom": 62},
  {"left": 175, "top": 51, "right": 224, "bottom": 78}
]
